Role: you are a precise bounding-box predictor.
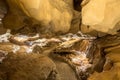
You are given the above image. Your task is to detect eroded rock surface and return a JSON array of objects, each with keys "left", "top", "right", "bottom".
[
  {"left": 87, "top": 33, "right": 120, "bottom": 80},
  {"left": 82, "top": 0, "right": 120, "bottom": 34},
  {"left": 0, "top": 53, "right": 59, "bottom": 80},
  {"left": 3, "top": 0, "right": 73, "bottom": 33}
]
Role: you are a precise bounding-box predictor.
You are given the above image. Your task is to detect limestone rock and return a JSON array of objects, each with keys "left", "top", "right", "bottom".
[
  {"left": 88, "top": 47, "right": 120, "bottom": 80},
  {"left": 88, "top": 67, "right": 120, "bottom": 80},
  {"left": 0, "top": 53, "right": 59, "bottom": 80},
  {"left": 82, "top": 0, "right": 120, "bottom": 34},
  {"left": 54, "top": 60, "right": 78, "bottom": 80},
  {"left": 81, "top": 0, "right": 90, "bottom": 7},
  {"left": 3, "top": 0, "right": 29, "bottom": 30},
  {"left": 80, "top": 24, "right": 107, "bottom": 37},
  {"left": 4, "top": 0, "right": 73, "bottom": 33},
  {"left": 88, "top": 35, "right": 120, "bottom": 80},
  {"left": 70, "top": 10, "right": 81, "bottom": 33}
]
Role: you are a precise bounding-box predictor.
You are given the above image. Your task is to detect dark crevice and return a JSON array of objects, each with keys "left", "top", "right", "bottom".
[{"left": 73, "top": 0, "right": 83, "bottom": 11}]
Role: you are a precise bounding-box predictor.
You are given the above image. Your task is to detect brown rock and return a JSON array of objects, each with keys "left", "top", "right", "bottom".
[
  {"left": 0, "top": 0, "right": 7, "bottom": 18},
  {"left": 80, "top": 24, "right": 107, "bottom": 37},
  {"left": 3, "top": 0, "right": 29, "bottom": 30},
  {"left": 0, "top": 53, "right": 59, "bottom": 80},
  {"left": 88, "top": 35, "right": 120, "bottom": 80},
  {"left": 70, "top": 10, "right": 81, "bottom": 33}
]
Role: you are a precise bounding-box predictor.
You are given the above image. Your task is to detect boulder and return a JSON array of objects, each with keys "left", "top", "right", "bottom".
[
  {"left": 82, "top": 0, "right": 120, "bottom": 34},
  {"left": 4, "top": 0, "right": 73, "bottom": 33},
  {"left": 0, "top": 53, "right": 59, "bottom": 80}
]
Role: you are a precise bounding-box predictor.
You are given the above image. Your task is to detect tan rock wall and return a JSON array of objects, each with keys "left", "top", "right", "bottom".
[
  {"left": 82, "top": 0, "right": 120, "bottom": 34},
  {"left": 4, "top": 0, "right": 73, "bottom": 33}
]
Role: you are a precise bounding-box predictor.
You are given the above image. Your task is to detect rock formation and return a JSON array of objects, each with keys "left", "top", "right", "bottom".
[
  {"left": 0, "top": 52, "right": 59, "bottom": 80},
  {"left": 3, "top": 0, "right": 73, "bottom": 33},
  {"left": 82, "top": 0, "right": 120, "bottom": 34},
  {"left": 1, "top": 0, "right": 120, "bottom": 80}
]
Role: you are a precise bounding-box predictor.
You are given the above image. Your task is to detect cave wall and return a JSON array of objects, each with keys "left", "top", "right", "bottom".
[
  {"left": 2, "top": 0, "right": 120, "bottom": 35},
  {"left": 82, "top": 0, "right": 120, "bottom": 35},
  {"left": 3, "top": 0, "right": 73, "bottom": 33},
  {"left": 1, "top": 0, "right": 120, "bottom": 80}
]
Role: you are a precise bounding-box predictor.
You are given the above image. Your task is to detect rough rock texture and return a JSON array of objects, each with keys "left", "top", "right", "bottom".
[
  {"left": 88, "top": 47, "right": 120, "bottom": 80},
  {"left": 87, "top": 33, "right": 120, "bottom": 80},
  {"left": 0, "top": 0, "right": 7, "bottom": 18},
  {"left": 82, "top": 0, "right": 120, "bottom": 34},
  {"left": 3, "top": 0, "right": 29, "bottom": 30},
  {"left": 0, "top": 40, "right": 80, "bottom": 80},
  {"left": 0, "top": 53, "right": 59, "bottom": 80},
  {"left": 70, "top": 10, "right": 81, "bottom": 33},
  {"left": 2, "top": 0, "right": 120, "bottom": 80},
  {"left": 80, "top": 24, "right": 107, "bottom": 37},
  {"left": 49, "top": 53, "right": 78, "bottom": 80},
  {"left": 4, "top": 0, "right": 73, "bottom": 33},
  {"left": 0, "top": 0, "right": 7, "bottom": 34}
]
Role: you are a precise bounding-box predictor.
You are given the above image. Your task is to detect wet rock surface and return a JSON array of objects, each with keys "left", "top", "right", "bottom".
[{"left": 0, "top": 30, "right": 95, "bottom": 80}]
